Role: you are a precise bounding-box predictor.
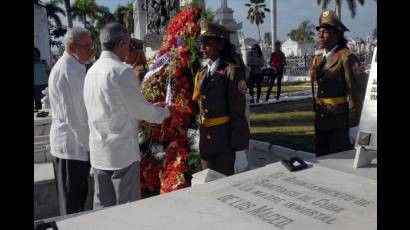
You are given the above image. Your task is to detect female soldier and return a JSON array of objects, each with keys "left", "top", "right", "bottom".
[
  {"left": 311, "top": 10, "right": 365, "bottom": 156},
  {"left": 192, "top": 19, "right": 250, "bottom": 175}
]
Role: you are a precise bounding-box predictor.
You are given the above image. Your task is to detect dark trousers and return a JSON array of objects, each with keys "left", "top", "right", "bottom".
[
  {"left": 34, "top": 84, "right": 47, "bottom": 109},
  {"left": 247, "top": 73, "right": 263, "bottom": 102},
  {"left": 266, "top": 72, "right": 282, "bottom": 101},
  {"left": 315, "top": 128, "right": 353, "bottom": 157},
  {"left": 201, "top": 151, "right": 235, "bottom": 176},
  {"left": 52, "top": 157, "right": 91, "bottom": 215}
]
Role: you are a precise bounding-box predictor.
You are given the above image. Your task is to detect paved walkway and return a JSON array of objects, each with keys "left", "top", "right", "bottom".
[{"left": 247, "top": 149, "right": 282, "bottom": 170}]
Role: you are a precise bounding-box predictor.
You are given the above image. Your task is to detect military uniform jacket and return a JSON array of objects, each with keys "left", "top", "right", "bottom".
[
  {"left": 194, "top": 59, "right": 250, "bottom": 159},
  {"left": 310, "top": 47, "right": 366, "bottom": 131}
]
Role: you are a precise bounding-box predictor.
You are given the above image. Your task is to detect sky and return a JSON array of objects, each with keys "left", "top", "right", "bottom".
[
  {"left": 91, "top": 0, "right": 377, "bottom": 41},
  {"left": 55, "top": 0, "right": 376, "bottom": 46}
]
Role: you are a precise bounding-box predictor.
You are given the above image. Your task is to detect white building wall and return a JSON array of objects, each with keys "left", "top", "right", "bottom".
[
  {"left": 282, "top": 38, "right": 298, "bottom": 57},
  {"left": 34, "top": 3, "right": 51, "bottom": 66}
]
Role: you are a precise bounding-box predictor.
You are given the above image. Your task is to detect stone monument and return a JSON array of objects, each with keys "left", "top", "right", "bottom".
[
  {"left": 353, "top": 47, "right": 377, "bottom": 168},
  {"left": 214, "top": 0, "right": 242, "bottom": 53}
]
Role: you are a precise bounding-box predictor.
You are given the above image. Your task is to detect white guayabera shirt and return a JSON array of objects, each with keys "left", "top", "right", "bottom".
[
  {"left": 48, "top": 51, "right": 90, "bottom": 161},
  {"left": 84, "top": 51, "right": 170, "bottom": 170}
]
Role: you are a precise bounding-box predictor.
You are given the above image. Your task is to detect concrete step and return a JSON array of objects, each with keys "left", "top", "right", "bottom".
[
  {"left": 34, "top": 162, "right": 94, "bottom": 220},
  {"left": 34, "top": 135, "right": 50, "bottom": 144},
  {"left": 34, "top": 147, "right": 53, "bottom": 163},
  {"left": 34, "top": 134, "right": 51, "bottom": 163}
]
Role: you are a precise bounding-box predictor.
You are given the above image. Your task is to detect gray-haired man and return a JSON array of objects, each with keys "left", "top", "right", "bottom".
[
  {"left": 48, "top": 27, "right": 93, "bottom": 215},
  {"left": 83, "top": 23, "right": 174, "bottom": 209}
]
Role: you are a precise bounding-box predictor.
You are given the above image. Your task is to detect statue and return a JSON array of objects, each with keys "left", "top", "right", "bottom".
[
  {"left": 41, "top": 87, "right": 50, "bottom": 110},
  {"left": 146, "top": 0, "right": 178, "bottom": 34}
]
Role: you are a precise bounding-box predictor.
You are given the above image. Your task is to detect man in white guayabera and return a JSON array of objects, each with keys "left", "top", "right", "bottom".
[
  {"left": 83, "top": 22, "right": 174, "bottom": 209},
  {"left": 48, "top": 27, "right": 93, "bottom": 215}
]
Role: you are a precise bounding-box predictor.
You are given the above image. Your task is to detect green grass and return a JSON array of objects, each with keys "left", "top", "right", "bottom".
[
  {"left": 250, "top": 98, "right": 315, "bottom": 153},
  {"left": 256, "top": 81, "right": 311, "bottom": 97}
]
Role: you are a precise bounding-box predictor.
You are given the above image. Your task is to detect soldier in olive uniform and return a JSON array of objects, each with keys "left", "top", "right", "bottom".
[
  {"left": 126, "top": 38, "right": 147, "bottom": 86},
  {"left": 192, "top": 19, "right": 250, "bottom": 176},
  {"left": 311, "top": 10, "right": 366, "bottom": 156}
]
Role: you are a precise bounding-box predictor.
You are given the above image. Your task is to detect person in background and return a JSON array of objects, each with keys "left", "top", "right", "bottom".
[
  {"left": 83, "top": 23, "right": 174, "bottom": 209},
  {"left": 126, "top": 38, "right": 147, "bottom": 85},
  {"left": 266, "top": 41, "right": 286, "bottom": 101},
  {"left": 192, "top": 19, "right": 250, "bottom": 176},
  {"left": 246, "top": 44, "right": 265, "bottom": 103},
  {"left": 34, "top": 47, "right": 50, "bottom": 110},
  {"left": 48, "top": 27, "right": 93, "bottom": 215}
]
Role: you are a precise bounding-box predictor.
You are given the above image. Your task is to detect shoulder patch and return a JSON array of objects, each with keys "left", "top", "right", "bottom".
[{"left": 238, "top": 80, "right": 248, "bottom": 94}]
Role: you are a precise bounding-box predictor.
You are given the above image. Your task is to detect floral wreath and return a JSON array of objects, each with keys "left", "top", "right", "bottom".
[{"left": 139, "top": 7, "right": 204, "bottom": 194}]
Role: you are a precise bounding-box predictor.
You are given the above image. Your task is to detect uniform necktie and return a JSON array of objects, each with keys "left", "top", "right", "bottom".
[{"left": 318, "top": 56, "right": 327, "bottom": 73}]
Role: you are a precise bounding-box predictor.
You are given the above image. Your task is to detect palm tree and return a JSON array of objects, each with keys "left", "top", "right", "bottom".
[
  {"left": 113, "top": 3, "right": 134, "bottom": 34},
  {"left": 71, "top": 0, "right": 98, "bottom": 28},
  {"left": 287, "top": 20, "right": 315, "bottom": 43},
  {"left": 62, "top": 0, "right": 73, "bottom": 28},
  {"left": 44, "top": 0, "right": 66, "bottom": 27},
  {"left": 92, "top": 6, "right": 115, "bottom": 58},
  {"left": 316, "top": 0, "right": 365, "bottom": 19},
  {"left": 264, "top": 32, "right": 272, "bottom": 48},
  {"left": 245, "top": 0, "right": 270, "bottom": 45},
  {"left": 201, "top": 8, "right": 215, "bottom": 22},
  {"left": 95, "top": 6, "right": 115, "bottom": 31}
]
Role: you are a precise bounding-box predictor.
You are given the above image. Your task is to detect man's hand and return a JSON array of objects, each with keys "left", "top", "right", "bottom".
[
  {"left": 165, "top": 104, "right": 175, "bottom": 118},
  {"left": 153, "top": 102, "right": 167, "bottom": 107},
  {"left": 349, "top": 126, "right": 359, "bottom": 144},
  {"left": 234, "top": 150, "right": 248, "bottom": 174},
  {"left": 153, "top": 102, "right": 175, "bottom": 118}
]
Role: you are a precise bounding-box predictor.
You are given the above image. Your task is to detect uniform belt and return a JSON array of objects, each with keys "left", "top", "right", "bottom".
[
  {"left": 316, "top": 97, "right": 347, "bottom": 105},
  {"left": 201, "top": 115, "right": 230, "bottom": 127}
]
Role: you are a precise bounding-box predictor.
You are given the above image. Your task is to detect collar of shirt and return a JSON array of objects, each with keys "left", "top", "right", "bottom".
[
  {"left": 100, "top": 50, "right": 122, "bottom": 63},
  {"left": 206, "top": 57, "right": 222, "bottom": 76},
  {"left": 322, "top": 45, "right": 339, "bottom": 60},
  {"left": 63, "top": 51, "right": 86, "bottom": 72}
]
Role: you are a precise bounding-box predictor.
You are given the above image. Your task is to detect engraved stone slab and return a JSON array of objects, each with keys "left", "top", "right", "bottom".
[{"left": 56, "top": 162, "right": 376, "bottom": 230}]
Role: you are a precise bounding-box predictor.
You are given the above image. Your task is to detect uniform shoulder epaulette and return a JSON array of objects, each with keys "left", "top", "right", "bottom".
[
  {"left": 338, "top": 48, "right": 352, "bottom": 58},
  {"left": 227, "top": 62, "right": 240, "bottom": 68},
  {"left": 313, "top": 53, "right": 322, "bottom": 60}
]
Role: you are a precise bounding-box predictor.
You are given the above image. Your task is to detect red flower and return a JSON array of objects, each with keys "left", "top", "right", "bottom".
[{"left": 178, "top": 148, "right": 189, "bottom": 160}]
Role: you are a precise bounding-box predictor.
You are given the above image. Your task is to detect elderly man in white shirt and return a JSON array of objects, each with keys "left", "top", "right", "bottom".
[
  {"left": 48, "top": 27, "right": 93, "bottom": 215},
  {"left": 84, "top": 22, "right": 173, "bottom": 209}
]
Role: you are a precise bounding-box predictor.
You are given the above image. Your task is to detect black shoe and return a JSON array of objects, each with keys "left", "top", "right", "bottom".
[
  {"left": 250, "top": 99, "right": 254, "bottom": 104},
  {"left": 36, "top": 111, "right": 49, "bottom": 117}
]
